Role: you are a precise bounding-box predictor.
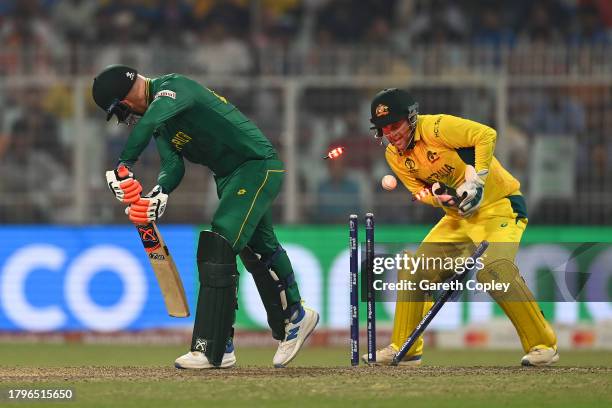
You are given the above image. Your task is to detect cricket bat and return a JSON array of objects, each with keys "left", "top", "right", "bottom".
[
  {"left": 135, "top": 222, "right": 190, "bottom": 318},
  {"left": 114, "top": 165, "right": 189, "bottom": 317}
]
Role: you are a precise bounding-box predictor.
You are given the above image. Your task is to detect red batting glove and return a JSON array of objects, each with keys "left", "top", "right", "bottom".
[
  {"left": 105, "top": 165, "right": 142, "bottom": 204},
  {"left": 125, "top": 185, "right": 168, "bottom": 225}
]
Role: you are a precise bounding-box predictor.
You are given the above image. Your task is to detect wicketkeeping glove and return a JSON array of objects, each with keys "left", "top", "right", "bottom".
[
  {"left": 125, "top": 185, "right": 168, "bottom": 225},
  {"left": 432, "top": 182, "right": 464, "bottom": 207},
  {"left": 105, "top": 165, "right": 142, "bottom": 204},
  {"left": 456, "top": 165, "right": 488, "bottom": 217}
]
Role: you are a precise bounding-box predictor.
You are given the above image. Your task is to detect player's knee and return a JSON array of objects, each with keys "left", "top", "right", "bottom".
[{"left": 210, "top": 221, "right": 242, "bottom": 253}]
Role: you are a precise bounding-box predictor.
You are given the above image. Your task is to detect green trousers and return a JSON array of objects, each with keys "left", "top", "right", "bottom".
[{"left": 211, "top": 158, "right": 301, "bottom": 307}]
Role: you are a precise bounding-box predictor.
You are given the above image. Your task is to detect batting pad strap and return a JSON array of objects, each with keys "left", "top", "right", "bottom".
[
  {"left": 239, "top": 246, "right": 268, "bottom": 276},
  {"left": 198, "top": 263, "right": 238, "bottom": 287},
  {"left": 197, "top": 230, "right": 237, "bottom": 287},
  {"left": 240, "top": 245, "right": 295, "bottom": 292},
  {"left": 240, "top": 245, "right": 286, "bottom": 275},
  {"left": 282, "top": 272, "right": 296, "bottom": 288}
]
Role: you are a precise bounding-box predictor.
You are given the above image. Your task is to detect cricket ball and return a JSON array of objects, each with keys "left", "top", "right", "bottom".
[{"left": 381, "top": 174, "right": 397, "bottom": 191}]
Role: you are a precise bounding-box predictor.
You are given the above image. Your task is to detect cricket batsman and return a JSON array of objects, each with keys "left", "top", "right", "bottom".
[
  {"left": 365, "top": 88, "right": 558, "bottom": 367},
  {"left": 92, "top": 65, "right": 319, "bottom": 369}
]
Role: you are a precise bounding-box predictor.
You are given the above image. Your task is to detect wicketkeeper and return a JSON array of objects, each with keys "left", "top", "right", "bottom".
[
  {"left": 92, "top": 65, "right": 319, "bottom": 369},
  {"left": 366, "top": 88, "right": 558, "bottom": 367}
]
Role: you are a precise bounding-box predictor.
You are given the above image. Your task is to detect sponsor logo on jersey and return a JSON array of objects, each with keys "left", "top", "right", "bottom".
[
  {"left": 405, "top": 157, "right": 417, "bottom": 171},
  {"left": 433, "top": 115, "right": 442, "bottom": 137},
  {"left": 425, "top": 164, "right": 455, "bottom": 185},
  {"left": 427, "top": 150, "right": 440, "bottom": 162},
  {"left": 154, "top": 90, "right": 176, "bottom": 100},
  {"left": 126, "top": 71, "right": 135, "bottom": 80},
  {"left": 237, "top": 189, "right": 247, "bottom": 196},
  {"left": 171, "top": 131, "right": 192, "bottom": 151},
  {"left": 375, "top": 104, "right": 389, "bottom": 117}
]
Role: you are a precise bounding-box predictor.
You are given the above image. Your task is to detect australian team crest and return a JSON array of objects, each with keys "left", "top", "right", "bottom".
[
  {"left": 375, "top": 104, "right": 389, "bottom": 117},
  {"left": 427, "top": 150, "right": 440, "bottom": 162}
]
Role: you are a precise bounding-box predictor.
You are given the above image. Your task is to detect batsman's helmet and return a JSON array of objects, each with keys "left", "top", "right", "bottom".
[
  {"left": 92, "top": 64, "right": 138, "bottom": 122},
  {"left": 369, "top": 88, "right": 419, "bottom": 139}
]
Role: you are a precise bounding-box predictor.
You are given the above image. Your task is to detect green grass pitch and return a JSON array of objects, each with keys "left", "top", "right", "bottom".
[{"left": 0, "top": 343, "right": 611, "bottom": 408}]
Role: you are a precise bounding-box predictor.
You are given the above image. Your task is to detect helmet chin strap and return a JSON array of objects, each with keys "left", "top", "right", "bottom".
[
  {"left": 124, "top": 113, "right": 142, "bottom": 126},
  {"left": 106, "top": 98, "right": 143, "bottom": 126},
  {"left": 405, "top": 127, "right": 417, "bottom": 150}
]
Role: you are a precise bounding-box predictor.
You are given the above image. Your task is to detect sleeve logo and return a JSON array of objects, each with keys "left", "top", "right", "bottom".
[{"left": 154, "top": 90, "right": 177, "bottom": 100}]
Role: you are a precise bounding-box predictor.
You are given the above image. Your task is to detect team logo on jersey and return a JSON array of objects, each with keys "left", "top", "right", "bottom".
[
  {"left": 375, "top": 104, "right": 389, "bottom": 117},
  {"left": 237, "top": 189, "right": 247, "bottom": 195},
  {"left": 155, "top": 90, "right": 176, "bottom": 100},
  {"left": 404, "top": 157, "right": 417, "bottom": 172},
  {"left": 427, "top": 150, "right": 440, "bottom": 162},
  {"left": 171, "top": 131, "right": 192, "bottom": 151}
]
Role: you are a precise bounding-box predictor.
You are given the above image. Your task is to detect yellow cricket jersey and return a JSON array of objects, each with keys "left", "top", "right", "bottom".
[{"left": 385, "top": 114, "right": 521, "bottom": 217}]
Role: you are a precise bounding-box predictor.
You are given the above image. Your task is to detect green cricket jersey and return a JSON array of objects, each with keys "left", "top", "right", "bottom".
[{"left": 118, "top": 74, "right": 277, "bottom": 193}]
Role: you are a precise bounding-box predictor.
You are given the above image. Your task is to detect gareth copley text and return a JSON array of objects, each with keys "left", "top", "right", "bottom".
[{"left": 373, "top": 279, "right": 510, "bottom": 293}]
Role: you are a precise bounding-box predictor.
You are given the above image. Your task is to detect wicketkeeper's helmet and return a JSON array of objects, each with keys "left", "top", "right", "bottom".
[
  {"left": 369, "top": 88, "right": 419, "bottom": 141},
  {"left": 92, "top": 64, "right": 138, "bottom": 122}
]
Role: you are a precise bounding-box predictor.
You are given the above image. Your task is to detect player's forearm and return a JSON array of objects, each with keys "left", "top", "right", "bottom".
[
  {"left": 118, "top": 97, "right": 181, "bottom": 163},
  {"left": 119, "top": 118, "right": 158, "bottom": 163},
  {"left": 407, "top": 182, "right": 440, "bottom": 207},
  {"left": 157, "top": 156, "right": 185, "bottom": 194}
]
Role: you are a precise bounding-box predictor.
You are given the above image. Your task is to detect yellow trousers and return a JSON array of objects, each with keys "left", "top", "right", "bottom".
[{"left": 391, "top": 196, "right": 557, "bottom": 357}]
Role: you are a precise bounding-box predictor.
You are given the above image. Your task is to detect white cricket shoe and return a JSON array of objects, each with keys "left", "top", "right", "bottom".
[
  {"left": 521, "top": 346, "right": 559, "bottom": 367},
  {"left": 273, "top": 306, "right": 319, "bottom": 368},
  {"left": 175, "top": 342, "right": 236, "bottom": 369},
  {"left": 362, "top": 344, "right": 422, "bottom": 366}
]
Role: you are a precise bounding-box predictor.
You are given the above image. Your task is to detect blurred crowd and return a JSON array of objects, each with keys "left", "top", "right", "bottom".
[
  {"left": 0, "top": 0, "right": 611, "bottom": 75},
  {"left": 0, "top": 1, "right": 611, "bottom": 225}
]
